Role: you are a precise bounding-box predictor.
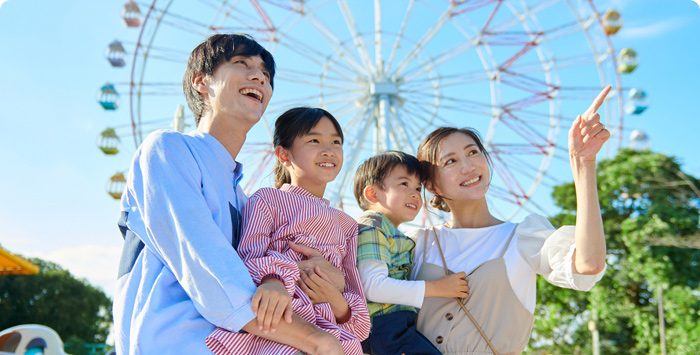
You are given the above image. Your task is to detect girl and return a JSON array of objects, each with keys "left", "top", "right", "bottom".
[
  {"left": 207, "top": 107, "right": 370, "bottom": 355},
  {"left": 410, "top": 87, "right": 611, "bottom": 354}
]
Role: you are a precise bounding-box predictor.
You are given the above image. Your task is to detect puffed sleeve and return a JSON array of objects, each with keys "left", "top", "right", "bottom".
[{"left": 516, "top": 214, "right": 605, "bottom": 291}]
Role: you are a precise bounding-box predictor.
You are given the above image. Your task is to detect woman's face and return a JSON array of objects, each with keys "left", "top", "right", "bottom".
[{"left": 428, "top": 132, "right": 490, "bottom": 203}]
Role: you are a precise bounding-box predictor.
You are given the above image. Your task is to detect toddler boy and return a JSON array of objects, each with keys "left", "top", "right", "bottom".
[{"left": 353, "top": 151, "right": 469, "bottom": 355}]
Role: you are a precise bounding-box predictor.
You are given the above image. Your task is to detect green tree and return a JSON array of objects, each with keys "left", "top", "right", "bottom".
[
  {"left": 0, "top": 257, "right": 112, "bottom": 344},
  {"left": 528, "top": 149, "right": 700, "bottom": 354}
]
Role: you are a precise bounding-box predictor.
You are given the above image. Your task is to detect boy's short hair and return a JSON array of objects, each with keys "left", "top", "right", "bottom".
[
  {"left": 183, "top": 33, "right": 276, "bottom": 126},
  {"left": 353, "top": 151, "right": 424, "bottom": 211}
]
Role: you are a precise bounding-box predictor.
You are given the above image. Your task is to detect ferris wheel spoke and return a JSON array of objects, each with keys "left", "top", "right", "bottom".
[
  {"left": 242, "top": 148, "right": 276, "bottom": 195},
  {"left": 404, "top": 91, "right": 494, "bottom": 112},
  {"left": 400, "top": 41, "right": 481, "bottom": 83},
  {"left": 391, "top": 4, "right": 454, "bottom": 78},
  {"left": 302, "top": 13, "right": 369, "bottom": 76},
  {"left": 275, "top": 38, "right": 360, "bottom": 79},
  {"left": 484, "top": 0, "right": 560, "bottom": 35},
  {"left": 278, "top": 66, "right": 357, "bottom": 85},
  {"left": 393, "top": 104, "right": 437, "bottom": 131},
  {"left": 490, "top": 154, "right": 529, "bottom": 206},
  {"left": 499, "top": 114, "right": 556, "bottom": 154},
  {"left": 337, "top": 0, "right": 376, "bottom": 74},
  {"left": 500, "top": 69, "right": 557, "bottom": 96},
  {"left": 257, "top": 0, "right": 304, "bottom": 13},
  {"left": 387, "top": 105, "right": 420, "bottom": 154},
  {"left": 322, "top": 95, "right": 367, "bottom": 108},
  {"left": 536, "top": 19, "right": 594, "bottom": 44},
  {"left": 207, "top": 0, "right": 277, "bottom": 36},
  {"left": 327, "top": 102, "right": 377, "bottom": 206},
  {"left": 338, "top": 99, "right": 372, "bottom": 132},
  {"left": 398, "top": 101, "right": 439, "bottom": 122},
  {"left": 276, "top": 74, "right": 360, "bottom": 93},
  {"left": 506, "top": 54, "right": 594, "bottom": 74},
  {"left": 373, "top": 0, "right": 383, "bottom": 71},
  {"left": 328, "top": 101, "right": 357, "bottom": 121},
  {"left": 140, "top": 5, "right": 210, "bottom": 35},
  {"left": 398, "top": 74, "right": 488, "bottom": 94},
  {"left": 385, "top": 0, "right": 415, "bottom": 75},
  {"left": 488, "top": 184, "right": 524, "bottom": 207}
]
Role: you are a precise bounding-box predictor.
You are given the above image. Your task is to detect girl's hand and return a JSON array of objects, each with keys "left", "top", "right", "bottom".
[
  {"left": 252, "top": 276, "right": 294, "bottom": 334},
  {"left": 290, "top": 241, "right": 345, "bottom": 292},
  {"left": 297, "top": 266, "right": 341, "bottom": 305},
  {"left": 569, "top": 85, "right": 612, "bottom": 162},
  {"left": 425, "top": 271, "right": 470, "bottom": 299},
  {"left": 298, "top": 266, "right": 352, "bottom": 323}
]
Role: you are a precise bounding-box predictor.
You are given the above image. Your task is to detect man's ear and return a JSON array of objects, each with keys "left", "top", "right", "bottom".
[
  {"left": 363, "top": 185, "right": 380, "bottom": 204},
  {"left": 191, "top": 72, "right": 209, "bottom": 96},
  {"left": 275, "top": 145, "right": 291, "bottom": 167}
]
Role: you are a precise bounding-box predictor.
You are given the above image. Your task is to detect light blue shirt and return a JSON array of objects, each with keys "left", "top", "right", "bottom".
[{"left": 114, "top": 130, "right": 256, "bottom": 354}]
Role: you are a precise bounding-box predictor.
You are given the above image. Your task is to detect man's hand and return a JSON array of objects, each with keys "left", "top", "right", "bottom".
[
  {"left": 425, "top": 271, "right": 470, "bottom": 299},
  {"left": 289, "top": 241, "right": 345, "bottom": 292},
  {"left": 251, "top": 276, "right": 293, "bottom": 334}
]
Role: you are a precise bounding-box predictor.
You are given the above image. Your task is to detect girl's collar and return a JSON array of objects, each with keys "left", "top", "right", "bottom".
[{"left": 280, "top": 184, "right": 330, "bottom": 205}]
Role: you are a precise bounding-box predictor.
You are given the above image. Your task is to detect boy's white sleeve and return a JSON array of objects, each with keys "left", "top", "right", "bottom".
[
  {"left": 357, "top": 259, "right": 426, "bottom": 308},
  {"left": 124, "top": 132, "right": 257, "bottom": 332}
]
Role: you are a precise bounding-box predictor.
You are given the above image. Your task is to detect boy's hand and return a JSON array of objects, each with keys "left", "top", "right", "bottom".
[
  {"left": 290, "top": 241, "right": 345, "bottom": 292},
  {"left": 425, "top": 271, "right": 470, "bottom": 299},
  {"left": 252, "top": 276, "right": 293, "bottom": 334}
]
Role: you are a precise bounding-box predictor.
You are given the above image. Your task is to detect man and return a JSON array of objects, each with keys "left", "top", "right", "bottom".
[{"left": 114, "top": 33, "right": 343, "bottom": 354}]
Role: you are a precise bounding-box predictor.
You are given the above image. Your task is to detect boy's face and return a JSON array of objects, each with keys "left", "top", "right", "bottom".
[
  {"left": 203, "top": 54, "right": 273, "bottom": 128},
  {"left": 370, "top": 166, "right": 423, "bottom": 227}
]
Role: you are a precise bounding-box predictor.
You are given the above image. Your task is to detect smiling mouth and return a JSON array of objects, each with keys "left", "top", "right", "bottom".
[
  {"left": 461, "top": 176, "right": 480, "bottom": 186},
  {"left": 317, "top": 162, "right": 336, "bottom": 168},
  {"left": 239, "top": 88, "right": 263, "bottom": 102},
  {"left": 406, "top": 203, "right": 418, "bottom": 210}
]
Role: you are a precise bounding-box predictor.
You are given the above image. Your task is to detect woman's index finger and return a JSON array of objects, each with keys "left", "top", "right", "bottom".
[{"left": 585, "top": 85, "right": 611, "bottom": 118}]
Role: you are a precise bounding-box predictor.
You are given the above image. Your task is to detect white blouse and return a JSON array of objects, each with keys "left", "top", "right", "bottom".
[{"left": 408, "top": 214, "right": 605, "bottom": 313}]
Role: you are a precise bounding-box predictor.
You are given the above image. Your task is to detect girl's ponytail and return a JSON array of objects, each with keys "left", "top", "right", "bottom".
[{"left": 273, "top": 162, "right": 290, "bottom": 189}]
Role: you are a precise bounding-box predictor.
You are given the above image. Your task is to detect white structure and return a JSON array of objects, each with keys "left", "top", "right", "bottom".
[{"left": 0, "top": 325, "right": 72, "bottom": 355}]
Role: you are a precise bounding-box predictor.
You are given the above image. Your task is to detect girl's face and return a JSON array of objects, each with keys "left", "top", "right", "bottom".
[
  {"left": 428, "top": 132, "right": 490, "bottom": 203},
  {"left": 279, "top": 116, "right": 343, "bottom": 197}
]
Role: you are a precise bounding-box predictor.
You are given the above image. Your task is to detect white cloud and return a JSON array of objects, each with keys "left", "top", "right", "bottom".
[
  {"left": 33, "top": 245, "right": 121, "bottom": 297},
  {"left": 0, "top": 0, "right": 8, "bottom": 10},
  {"left": 619, "top": 17, "right": 691, "bottom": 39}
]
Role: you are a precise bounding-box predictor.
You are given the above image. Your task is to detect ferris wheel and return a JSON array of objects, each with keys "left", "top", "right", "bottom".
[{"left": 100, "top": 0, "right": 647, "bottom": 222}]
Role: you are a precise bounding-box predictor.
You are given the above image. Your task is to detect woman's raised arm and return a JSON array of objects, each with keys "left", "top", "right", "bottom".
[{"left": 568, "top": 85, "right": 611, "bottom": 275}]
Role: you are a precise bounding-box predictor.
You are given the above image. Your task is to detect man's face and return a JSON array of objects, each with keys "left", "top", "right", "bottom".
[{"left": 203, "top": 54, "right": 273, "bottom": 127}]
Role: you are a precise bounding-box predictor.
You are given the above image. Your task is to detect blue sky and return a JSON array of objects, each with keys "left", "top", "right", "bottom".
[{"left": 0, "top": 0, "right": 698, "bottom": 298}]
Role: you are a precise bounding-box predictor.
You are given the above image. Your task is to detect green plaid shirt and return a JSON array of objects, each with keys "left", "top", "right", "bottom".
[{"left": 356, "top": 211, "right": 417, "bottom": 319}]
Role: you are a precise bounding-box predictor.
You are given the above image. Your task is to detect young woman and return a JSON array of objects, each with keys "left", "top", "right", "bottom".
[
  {"left": 410, "top": 87, "right": 611, "bottom": 354},
  {"left": 206, "top": 107, "right": 370, "bottom": 355}
]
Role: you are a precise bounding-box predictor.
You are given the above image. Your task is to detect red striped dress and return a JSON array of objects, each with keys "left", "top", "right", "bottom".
[{"left": 206, "top": 184, "right": 370, "bottom": 355}]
